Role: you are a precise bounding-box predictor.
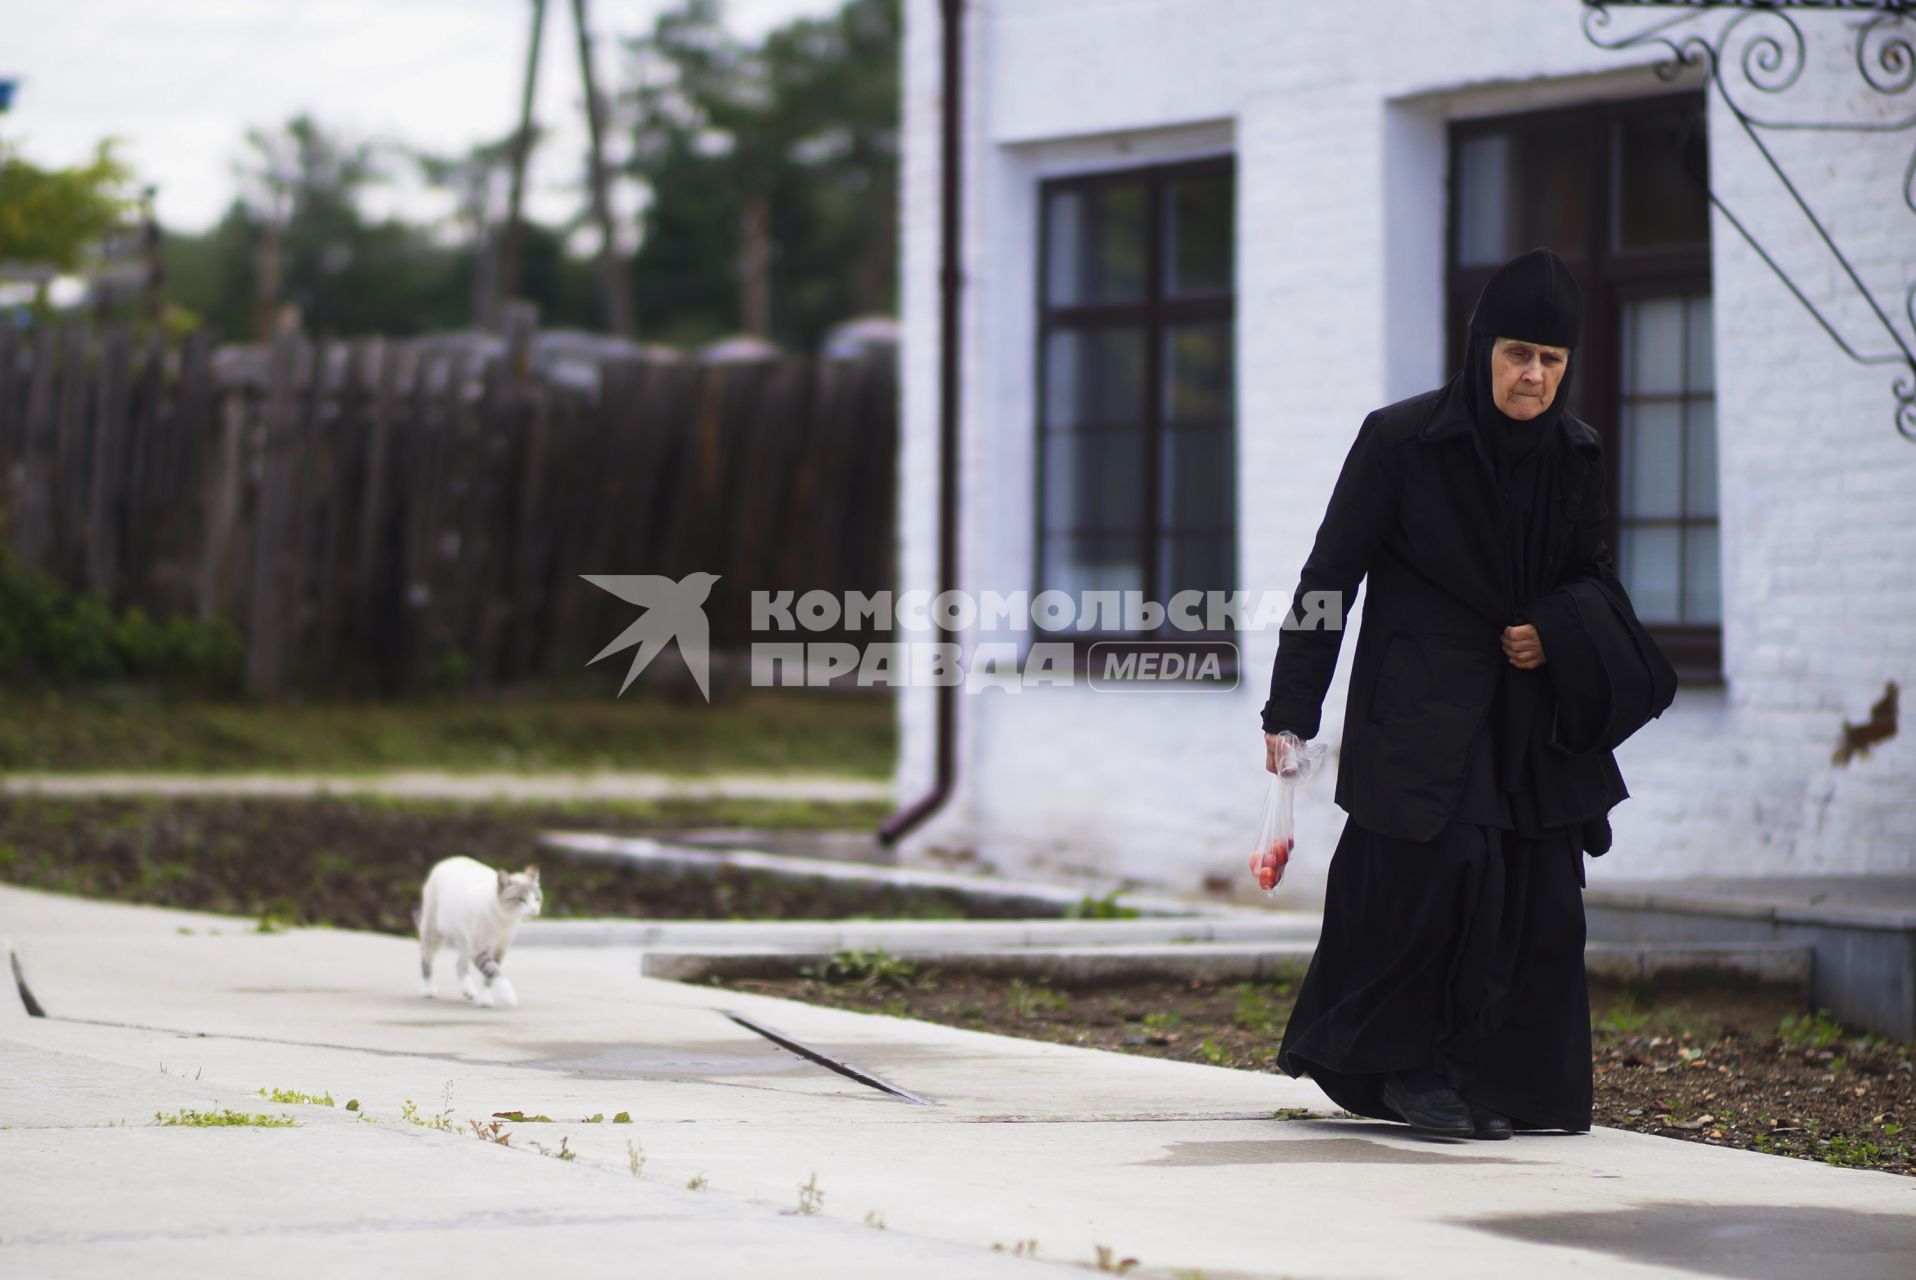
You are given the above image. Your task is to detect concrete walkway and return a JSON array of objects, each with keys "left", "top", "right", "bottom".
[
  {"left": 0, "top": 770, "right": 894, "bottom": 804},
  {"left": 3, "top": 885, "right": 1912, "bottom": 1279}
]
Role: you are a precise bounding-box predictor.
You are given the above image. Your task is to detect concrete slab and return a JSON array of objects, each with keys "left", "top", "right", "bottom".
[
  {"left": 1587, "top": 876, "right": 1916, "bottom": 1039},
  {"left": 0, "top": 1042, "right": 1077, "bottom": 1280},
  {"left": 7, "top": 883, "right": 1916, "bottom": 1280},
  {"left": 1588, "top": 876, "right": 1916, "bottom": 931}
]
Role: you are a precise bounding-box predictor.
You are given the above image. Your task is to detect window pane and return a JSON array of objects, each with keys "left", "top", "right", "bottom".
[
  {"left": 1043, "top": 427, "right": 1144, "bottom": 534},
  {"left": 1160, "top": 422, "right": 1233, "bottom": 533},
  {"left": 1685, "top": 398, "right": 1718, "bottom": 517},
  {"left": 1044, "top": 328, "right": 1145, "bottom": 428},
  {"left": 1686, "top": 295, "right": 1715, "bottom": 392},
  {"left": 1456, "top": 129, "right": 1593, "bottom": 267},
  {"left": 1043, "top": 532, "right": 1144, "bottom": 603},
  {"left": 1159, "top": 532, "right": 1232, "bottom": 604},
  {"left": 1623, "top": 296, "right": 1686, "bottom": 395},
  {"left": 1622, "top": 400, "right": 1684, "bottom": 518},
  {"left": 1456, "top": 135, "right": 1513, "bottom": 267},
  {"left": 1683, "top": 524, "right": 1721, "bottom": 625},
  {"left": 1165, "top": 171, "right": 1232, "bottom": 297},
  {"left": 1620, "top": 524, "right": 1681, "bottom": 625},
  {"left": 1614, "top": 108, "right": 1710, "bottom": 251},
  {"left": 1045, "top": 183, "right": 1148, "bottom": 306},
  {"left": 1162, "top": 321, "right": 1233, "bottom": 424}
]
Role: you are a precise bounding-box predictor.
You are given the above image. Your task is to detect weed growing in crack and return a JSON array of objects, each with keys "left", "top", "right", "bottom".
[
  {"left": 154, "top": 1107, "right": 297, "bottom": 1128},
  {"left": 400, "top": 1094, "right": 454, "bottom": 1132},
  {"left": 626, "top": 1139, "right": 646, "bottom": 1178},
  {"left": 788, "top": 1171, "right": 824, "bottom": 1216},
  {"left": 468, "top": 1118, "right": 512, "bottom": 1146}
]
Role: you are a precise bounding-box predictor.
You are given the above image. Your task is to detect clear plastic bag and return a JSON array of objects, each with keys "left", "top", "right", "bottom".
[{"left": 1250, "top": 730, "right": 1329, "bottom": 896}]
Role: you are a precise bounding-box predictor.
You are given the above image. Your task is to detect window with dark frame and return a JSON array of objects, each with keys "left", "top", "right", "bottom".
[
  {"left": 1034, "top": 156, "right": 1237, "bottom": 656},
  {"left": 1447, "top": 93, "right": 1722, "bottom": 682}
]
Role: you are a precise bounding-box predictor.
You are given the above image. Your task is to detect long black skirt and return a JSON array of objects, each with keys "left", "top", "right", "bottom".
[{"left": 1275, "top": 815, "right": 1593, "bottom": 1133}]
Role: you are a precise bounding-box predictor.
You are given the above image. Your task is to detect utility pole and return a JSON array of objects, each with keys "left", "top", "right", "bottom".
[
  {"left": 569, "top": 0, "right": 634, "bottom": 337},
  {"left": 498, "top": 0, "right": 547, "bottom": 324},
  {"left": 141, "top": 184, "right": 164, "bottom": 326},
  {"left": 254, "top": 218, "right": 282, "bottom": 342},
  {"left": 740, "top": 194, "right": 770, "bottom": 337}
]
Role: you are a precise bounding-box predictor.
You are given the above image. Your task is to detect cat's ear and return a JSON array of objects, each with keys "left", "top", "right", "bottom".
[
  {"left": 496, "top": 868, "right": 511, "bottom": 892},
  {"left": 525, "top": 865, "right": 540, "bottom": 883}
]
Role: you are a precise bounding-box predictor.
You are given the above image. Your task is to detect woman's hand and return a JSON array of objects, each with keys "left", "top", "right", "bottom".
[
  {"left": 1264, "top": 731, "right": 1293, "bottom": 775},
  {"left": 1502, "top": 623, "right": 1546, "bottom": 669}
]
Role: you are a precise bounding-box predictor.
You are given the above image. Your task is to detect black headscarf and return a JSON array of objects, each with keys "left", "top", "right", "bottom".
[{"left": 1458, "top": 247, "right": 1582, "bottom": 498}]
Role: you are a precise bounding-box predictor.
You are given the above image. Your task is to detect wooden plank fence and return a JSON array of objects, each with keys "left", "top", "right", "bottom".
[{"left": 0, "top": 321, "right": 898, "bottom": 697}]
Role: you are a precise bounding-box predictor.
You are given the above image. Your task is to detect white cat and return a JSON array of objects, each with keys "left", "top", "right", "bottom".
[{"left": 416, "top": 857, "right": 543, "bottom": 1008}]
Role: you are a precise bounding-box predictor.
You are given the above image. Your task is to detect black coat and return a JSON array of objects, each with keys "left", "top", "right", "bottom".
[{"left": 1260, "top": 386, "right": 1663, "bottom": 848}]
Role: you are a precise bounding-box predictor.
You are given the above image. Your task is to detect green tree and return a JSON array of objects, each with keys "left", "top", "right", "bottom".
[
  {"left": 621, "top": 0, "right": 899, "bottom": 349},
  {"left": 0, "top": 138, "right": 137, "bottom": 271},
  {"left": 163, "top": 200, "right": 261, "bottom": 340},
  {"left": 166, "top": 116, "right": 463, "bottom": 337}
]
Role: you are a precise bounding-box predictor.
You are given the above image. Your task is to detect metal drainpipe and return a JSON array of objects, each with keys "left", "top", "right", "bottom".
[{"left": 879, "top": 0, "right": 964, "bottom": 847}]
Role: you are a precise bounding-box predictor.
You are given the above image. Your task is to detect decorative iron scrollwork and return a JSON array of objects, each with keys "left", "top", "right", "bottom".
[{"left": 1583, "top": 0, "right": 1916, "bottom": 440}]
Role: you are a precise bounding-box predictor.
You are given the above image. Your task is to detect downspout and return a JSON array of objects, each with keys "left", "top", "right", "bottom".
[{"left": 879, "top": 0, "right": 964, "bottom": 846}]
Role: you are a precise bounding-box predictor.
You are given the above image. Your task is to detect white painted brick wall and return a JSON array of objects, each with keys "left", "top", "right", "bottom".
[{"left": 896, "top": 0, "right": 1916, "bottom": 903}]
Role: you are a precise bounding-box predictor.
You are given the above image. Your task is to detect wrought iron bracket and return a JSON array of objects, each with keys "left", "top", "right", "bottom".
[{"left": 1582, "top": 0, "right": 1916, "bottom": 440}]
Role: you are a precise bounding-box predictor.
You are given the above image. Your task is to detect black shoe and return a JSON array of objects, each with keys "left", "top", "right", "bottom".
[
  {"left": 1465, "top": 1102, "right": 1513, "bottom": 1141},
  {"left": 1380, "top": 1073, "right": 1475, "bottom": 1137}
]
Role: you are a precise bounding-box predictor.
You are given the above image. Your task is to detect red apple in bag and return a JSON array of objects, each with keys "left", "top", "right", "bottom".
[{"left": 1251, "top": 837, "right": 1291, "bottom": 891}]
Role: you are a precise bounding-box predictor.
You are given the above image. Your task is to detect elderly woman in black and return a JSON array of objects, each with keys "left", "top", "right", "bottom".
[{"left": 1260, "top": 247, "right": 1665, "bottom": 1140}]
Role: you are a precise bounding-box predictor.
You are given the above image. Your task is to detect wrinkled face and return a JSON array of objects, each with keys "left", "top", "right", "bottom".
[
  {"left": 497, "top": 866, "right": 543, "bottom": 917},
  {"left": 1490, "top": 336, "right": 1570, "bottom": 421}
]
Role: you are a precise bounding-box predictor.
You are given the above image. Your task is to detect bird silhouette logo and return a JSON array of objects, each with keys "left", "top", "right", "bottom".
[{"left": 582, "top": 572, "right": 721, "bottom": 699}]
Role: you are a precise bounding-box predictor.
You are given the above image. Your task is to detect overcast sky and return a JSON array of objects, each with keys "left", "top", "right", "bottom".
[{"left": 2, "top": 0, "right": 849, "bottom": 236}]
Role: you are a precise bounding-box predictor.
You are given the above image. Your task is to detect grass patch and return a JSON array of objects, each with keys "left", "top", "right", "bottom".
[
  {"left": 257, "top": 1087, "right": 335, "bottom": 1107},
  {"left": 800, "top": 946, "right": 921, "bottom": 990},
  {"left": 0, "top": 688, "right": 893, "bottom": 775}
]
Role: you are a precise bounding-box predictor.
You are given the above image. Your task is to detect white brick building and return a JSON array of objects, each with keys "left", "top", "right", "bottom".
[{"left": 891, "top": 0, "right": 1916, "bottom": 905}]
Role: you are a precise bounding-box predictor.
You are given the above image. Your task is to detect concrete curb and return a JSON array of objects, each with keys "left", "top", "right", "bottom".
[
  {"left": 638, "top": 941, "right": 1814, "bottom": 993},
  {"left": 539, "top": 830, "right": 1266, "bottom": 920},
  {"left": 515, "top": 915, "right": 1322, "bottom": 950},
  {"left": 642, "top": 942, "right": 1318, "bottom": 986}
]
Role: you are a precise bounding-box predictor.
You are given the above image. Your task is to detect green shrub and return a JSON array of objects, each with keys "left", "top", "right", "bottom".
[{"left": 0, "top": 548, "right": 241, "bottom": 693}]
